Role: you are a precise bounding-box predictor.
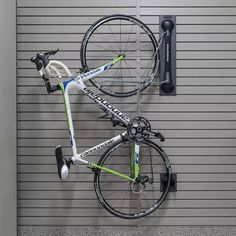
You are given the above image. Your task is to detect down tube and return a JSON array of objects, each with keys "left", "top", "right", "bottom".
[
  {"left": 59, "top": 82, "right": 78, "bottom": 156},
  {"left": 76, "top": 79, "right": 130, "bottom": 126}
]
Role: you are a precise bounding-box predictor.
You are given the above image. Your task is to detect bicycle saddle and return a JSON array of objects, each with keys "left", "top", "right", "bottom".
[
  {"left": 31, "top": 49, "right": 59, "bottom": 68},
  {"left": 55, "top": 145, "right": 70, "bottom": 180}
]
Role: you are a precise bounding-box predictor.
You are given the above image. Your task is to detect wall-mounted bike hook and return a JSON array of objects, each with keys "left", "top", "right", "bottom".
[{"left": 159, "top": 15, "right": 176, "bottom": 95}]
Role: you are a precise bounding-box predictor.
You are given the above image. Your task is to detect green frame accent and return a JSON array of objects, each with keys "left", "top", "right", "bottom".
[
  {"left": 130, "top": 144, "right": 140, "bottom": 179},
  {"left": 112, "top": 54, "right": 125, "bottom": 64},
  {"left": 130, "top": 143, "right": 135, "bottom": 178},
  {"left": 133, "top": 144, "right": 140, "bottom": 179},
  {"left": 129, "top": 144, "right": 140, "bottom": 180},
  {"left": 59, "top": 82, "right": 71, "bottom": 129},
  {"left": 100, "top": 54, "right": 125, "bottom": 68},
  {"left": 91, "top": 163, "right": 135, "bottom": 182}
]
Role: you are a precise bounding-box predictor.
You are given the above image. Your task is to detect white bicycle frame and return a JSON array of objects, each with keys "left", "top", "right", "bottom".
[{"left": 45, "top": 55, "right": 140, "bottom": 181}]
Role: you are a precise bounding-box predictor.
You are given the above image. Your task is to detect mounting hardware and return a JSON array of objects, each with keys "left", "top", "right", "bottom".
[
  {"left": 160, "top": 173, "right": 177, "bottom": 192},
  {"left": 159, "top": 15, "right": 176, "bottom": 95}
]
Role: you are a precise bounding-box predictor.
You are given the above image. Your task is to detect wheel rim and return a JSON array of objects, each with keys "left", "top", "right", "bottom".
[
  {"left": 81, "top": 15, "right": 159, "bottom": 97},
  {"left": 94, "top": 140, "right": 171, "bottom": 219}
]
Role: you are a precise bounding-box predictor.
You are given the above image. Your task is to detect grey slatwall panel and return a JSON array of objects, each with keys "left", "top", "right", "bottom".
[{"left": 17, "top": 0, "right": 236, "bottom": 226}]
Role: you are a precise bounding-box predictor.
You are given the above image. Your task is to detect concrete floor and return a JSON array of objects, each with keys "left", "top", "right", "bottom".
[{"left": 18, "top": 226, "right": 236, "bottom": 236}]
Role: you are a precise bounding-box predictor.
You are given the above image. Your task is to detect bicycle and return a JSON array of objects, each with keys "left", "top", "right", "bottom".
[{"left": 30, "top": 15, "right": 172, "bottom": 219}]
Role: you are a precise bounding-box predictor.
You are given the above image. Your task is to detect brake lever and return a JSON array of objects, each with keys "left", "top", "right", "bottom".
[
  {"left": 35, "top": 49, "right": 59, "bottom": 68},
  {"left": 45, "top": 48, "right": 59, "bottom": 57},
  {"left": 31, "top": 56, "right": 43, "bottom": 71}
]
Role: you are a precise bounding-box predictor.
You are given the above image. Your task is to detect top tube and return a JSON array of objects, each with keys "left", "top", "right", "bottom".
[
  {"left": 75, "top": 54, "right": 125, "bottom": 83},
  {"left": 59, "top": 54, "right": 125, "bottom": 92}
]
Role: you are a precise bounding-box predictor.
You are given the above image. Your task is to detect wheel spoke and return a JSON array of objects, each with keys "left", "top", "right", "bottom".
[
  {"left": 120, "top": 19, "right": 122, "bottom": 53},
  {"left": 81, "top": 15, "right": 158, "bottom": 97},
  {"left": 89, "top": 35, "right": 118, "bottom": 55},
  {"left": 102, "top": 183, "right": 130, "bottom": 198},
  {"left": 140, "top": 52, "right": 157, "bottom": 82},
  {"left": 123, "top": 60, "right": 143, "bottom": 79},
  {"left": 142, "top": 192, "right": 151, "bottom": 209},
  {"left": 125, "top": 43, "right": 154, "bottom": 57},
  {"left": 124, "top": 33, "right": 144, "bottom": 52},
  {"left": 119, "top": 188, "right": 129, "bottom": 211},
  {"left": 92, "top": 30, "right": 120, "bottom": 54},
  {"left": 124, "top": 23, "right": 135, "bottom": 52},
  {"left": 106, "top": 22, "right": 121, "bottom": 50},
  {"left": 123, "top": 60, "right": 134, "bottom": 80},
  {"left": 125, "top": 59, "right": 150, "bottom": 69}
]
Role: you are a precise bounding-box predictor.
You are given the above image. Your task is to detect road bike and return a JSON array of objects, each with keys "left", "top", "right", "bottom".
[{"left": 30, "top": 15, "right": 172, "bottom": 219}]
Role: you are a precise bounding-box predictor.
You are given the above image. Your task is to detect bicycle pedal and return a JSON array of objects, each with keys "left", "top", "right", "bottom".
[{"left": 55, "top": 145, "right": 69, "bottom": 180}]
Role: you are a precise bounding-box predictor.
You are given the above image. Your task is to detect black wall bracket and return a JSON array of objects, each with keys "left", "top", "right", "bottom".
[
  {"left": 160, "top": 173, "right": 177, "bottom": 192},
  {"left": 159, "top": 15, "right": 176, "bottom": 95}
]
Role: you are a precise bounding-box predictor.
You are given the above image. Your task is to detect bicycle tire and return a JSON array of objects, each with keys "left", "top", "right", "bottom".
[
  {"left": 94, "top": 138, "right": 171, "bottom": 219},
  {"left": 80, "top": 14, "right": 159, "bottom": 97}
]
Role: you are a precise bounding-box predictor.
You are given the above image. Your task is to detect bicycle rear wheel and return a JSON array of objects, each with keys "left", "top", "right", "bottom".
[
  {"left": 94, "top": 138, "right": 171, "bottom": 219},
  {"left": 80, "top": 14, "right": 159, "bottom": 97}
]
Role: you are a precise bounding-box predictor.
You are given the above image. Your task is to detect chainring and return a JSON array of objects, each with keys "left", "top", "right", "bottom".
[{"left": 127, "top": 116, "right": 151, "bottom": 142}]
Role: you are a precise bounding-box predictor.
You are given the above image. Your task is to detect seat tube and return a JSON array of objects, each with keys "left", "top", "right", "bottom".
[
  {"left": 131, "top": 143, "right": 140, "bottom": 179},
  {"left": 60, "top": 82, "right": 77, "bottom": 156}
]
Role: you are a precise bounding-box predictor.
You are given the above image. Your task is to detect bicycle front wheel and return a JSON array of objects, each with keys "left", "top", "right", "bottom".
[
  {"left": 80, "top": 14, "right": 159, "bottom": 97},
  {"left": 94, "top": 138, "right": 171, "bottom": 219}
]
